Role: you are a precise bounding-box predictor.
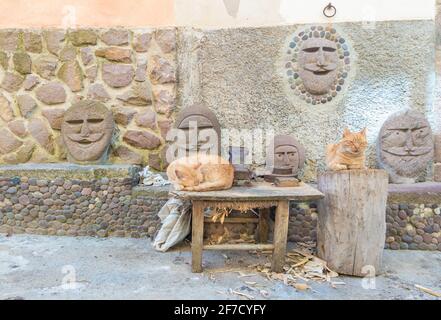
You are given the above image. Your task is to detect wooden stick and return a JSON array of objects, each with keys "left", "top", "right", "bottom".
[
  {"left": 203, "top": 244, "right": 274, "bottom": 251},
  {"left": 204, "top": 217, "right": 259, "bottom": 224},
  {"left": 415, "top": 284, "right": 441, "bottom": 297}
]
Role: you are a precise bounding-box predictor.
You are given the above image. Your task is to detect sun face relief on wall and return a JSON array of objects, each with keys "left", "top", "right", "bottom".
[{"left": 283, "top": 25, "right": 352, "bottom": 105}]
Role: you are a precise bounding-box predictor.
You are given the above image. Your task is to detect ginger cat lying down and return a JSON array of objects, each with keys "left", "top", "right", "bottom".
[
  {"left": 326, "top": 128, "right": 367, "bottom": 171},
  {"left": 167, "top": 154, "right": 234, "bottom": 191}
]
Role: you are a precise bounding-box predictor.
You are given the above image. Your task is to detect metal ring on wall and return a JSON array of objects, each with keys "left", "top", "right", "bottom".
[{"left": 323, "top": 3, "right": 337, "bottom": 18}]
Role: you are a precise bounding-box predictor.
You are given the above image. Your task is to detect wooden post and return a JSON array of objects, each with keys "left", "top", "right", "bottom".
[
  {"left": 317, "top": 169, "right": 388, "bottom": 277},
  {"left": 258, "top": 208, "right": 270, "bottom": 243},
  {"left": 191, "top": 201, "right": 205, "bottom": 273},
  {"left": 271, "top": 200, "right": 289, "bottom": 273}
]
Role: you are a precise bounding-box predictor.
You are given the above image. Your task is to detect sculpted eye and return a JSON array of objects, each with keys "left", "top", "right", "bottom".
[
  {"left": 66, "top": 120, "right": 83, "bottom": 125},
  {"left": 87, "top": 119, "right": 104, "bottom": 124},
  {"left": 323, "top": 47, "right": 336, "bottom": 52},
  {"left": 303, "top": 47, "right": 320, "bottom": 53}
]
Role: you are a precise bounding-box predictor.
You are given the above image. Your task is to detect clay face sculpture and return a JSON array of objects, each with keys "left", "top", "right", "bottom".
[
  {"left": 173, "top": 103, "right": 221, "bottom": 156},
  {"left": 265, "top": 135, "right": 305, "bottom": 182},
  {"left": 284, "top": 25, "right": 351, "bottom": 105},
  {"left": 298, "top": 38, "right": 338, "bottom": 95},
  {"left": 377, "top": 110, "right": 433, "bottom": 184},
  {"left": 61, "top": 100, "right": 114, "bottom": 163}
]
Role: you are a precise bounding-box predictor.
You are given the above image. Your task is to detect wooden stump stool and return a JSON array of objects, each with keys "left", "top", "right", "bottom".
[{"left": 317, "top": 169, "right": 388, "bottom": 277}]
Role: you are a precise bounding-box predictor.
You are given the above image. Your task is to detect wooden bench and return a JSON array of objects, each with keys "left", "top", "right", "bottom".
[{"left": 171, "top": 182, "right": 324, "bottom": 273}]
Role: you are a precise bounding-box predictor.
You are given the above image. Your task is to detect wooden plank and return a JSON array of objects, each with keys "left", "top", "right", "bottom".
[
  {"left": 203, "top": 244, "right": 274, "bottom": 251},
  {"left": 258, "top": 208, "right": 270, "bottom": 243},
  {"left": 271, "top": 200, "right": 290, "bottom": 273},
  {"left": 204, "top": 217, "right": 259, "bottom": 224},
  {"left": 170, "top": 182, "right": 324, "bottom": 202},
  {"left": 191, "top": 201, "right": 205, "bottom": 273},
  {"left": 317, "top": 169, "right": 388, "bottom": 277}
]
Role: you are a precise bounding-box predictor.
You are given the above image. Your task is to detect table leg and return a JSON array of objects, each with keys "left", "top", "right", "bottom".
[
  {"left": 258, "top": 208, "right": 270, "bottom": 243},
  {"left": 191, "top": 201, "right": 204, "bottom": 273},
  {"left": 271, "top": 200, "right": 289, "bottom": 273}
]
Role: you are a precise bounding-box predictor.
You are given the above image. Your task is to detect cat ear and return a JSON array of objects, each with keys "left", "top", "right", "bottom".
[
  {"left": 343, "top": 128, "right": 351, "bottom": 137},
  {"left": 360, "top": 127, "right": 367, "bottom": 136},
  {"left": 174, "top": 168, "right": 187, "bottom": 180}
]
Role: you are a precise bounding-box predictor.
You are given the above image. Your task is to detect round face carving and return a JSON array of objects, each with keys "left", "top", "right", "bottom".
[
  {"left": 266, "top": 135, "right": 305, "bottom": 176},
  {"left": 284, "top": 25, "right": 351, "bottom": 105},
  {"left": 61, "top": 100, "right": 114, "bottom": 163},
  {"left": 298, "top": 38, "right": 338, "bottom": 95},
  {"left": 378, "top": 110, "right": 433, "bottom": 183},
  {"left": 174, "top": 104, "right": 221, "bottom": 156}
]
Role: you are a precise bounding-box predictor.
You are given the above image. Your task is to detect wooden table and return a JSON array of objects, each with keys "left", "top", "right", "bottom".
[{"left": 171, "top": 182, "right": 324, "bottom": 273}]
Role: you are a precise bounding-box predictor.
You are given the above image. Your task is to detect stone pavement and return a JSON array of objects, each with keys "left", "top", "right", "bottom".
[{"left": 0, "top": 234, "right": 440, "bottom": 300}]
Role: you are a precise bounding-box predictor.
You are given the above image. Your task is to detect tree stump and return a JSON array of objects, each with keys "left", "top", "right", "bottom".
[{"left": 317, "top": 169, "right": 388, "bottom": 277}]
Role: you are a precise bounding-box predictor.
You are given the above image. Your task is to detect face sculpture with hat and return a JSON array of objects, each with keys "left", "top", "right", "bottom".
[
  {"left": 173, "top": 103, "right": 221, "bottom": 156},
  {"left": 264, "top": 134, "right": 306, "bottom": 183}
]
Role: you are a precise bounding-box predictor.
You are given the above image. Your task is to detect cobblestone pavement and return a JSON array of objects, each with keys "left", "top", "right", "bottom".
[{"left": 0, "top": 234, "right": 440, "bottom": 300}]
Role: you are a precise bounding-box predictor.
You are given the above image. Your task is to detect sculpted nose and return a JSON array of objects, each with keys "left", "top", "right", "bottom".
[
  {"left": 80, "top": 121, "right": 90, "bottom": 136},
  {"left": 317, "top": 49, "right": 325, "bottom": 66},
  {"left": 405, "top": 131, "right": 415, "bottom": 152}
]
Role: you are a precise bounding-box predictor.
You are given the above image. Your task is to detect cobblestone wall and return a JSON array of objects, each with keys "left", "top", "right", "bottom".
[
  {"left": 0, "top": 165, "right": 440, "bottom": 252},
  {"left": 385, "top": 203, "right": 441, "bottom": 251},
  {"left": 0, "top": 164, "right": 167, "bottom": 238}
]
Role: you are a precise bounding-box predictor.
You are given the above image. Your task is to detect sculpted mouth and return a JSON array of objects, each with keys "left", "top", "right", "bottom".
[
  {"left": 78, "top": 140, "right": 93, "bottom": 145},
  {"left": 303, "top": 63, "right": 337, "bottom": 75},
  {"left": 382, "top": 149, "right": 431, "bottom": 157},
  {"left": 313, "top": 70, "right": 331, "bottom": 75},
  {"left": 67, "top": 133, "right": 104, "bottom": 145}
]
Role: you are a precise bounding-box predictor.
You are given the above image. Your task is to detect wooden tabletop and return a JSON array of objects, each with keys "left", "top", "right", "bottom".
[{"left": 170, "top": 182, "right": 324, "bottom": 201}]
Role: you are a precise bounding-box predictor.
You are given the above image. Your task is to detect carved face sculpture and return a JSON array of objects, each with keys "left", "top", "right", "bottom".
[
  {"left": 378, "top": 110, "right": 433, "bottom": 183},
  {"left": 174, "top": 103, "right": 221, "bottom": 156},
  {"left": 298, "top": 38, "right": 338, "bottom": 95},
  {"left": 61, "top": 100, "right": 114, "bottom": 163},
  {"left": 284, "top": 26, "right": 351, "bottom": 105},
  {"left": 266, "top": 135, "right": 306, "bottom": 176}
]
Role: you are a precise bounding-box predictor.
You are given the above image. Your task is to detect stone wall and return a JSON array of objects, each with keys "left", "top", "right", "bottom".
[
  {"left": 0, "top": 21, "right": 436, "bottom": 182},
  {"left": 0, "top": 163, "right": 440, "bottom": 252},
  {"left": 0, "top": 164, "right": 168, "bottom": 238},
  {"left": 286, "top": 183, "right": 441, "bottom": 251},
  {"left": 384, "top": 183, "right": 441, "bottom": 251},
  {"left": 182, "top": 20, "right": 435, "bottom": 181},
  {"left": 0, "top": 28, "right": 176, "bottom": 169}
]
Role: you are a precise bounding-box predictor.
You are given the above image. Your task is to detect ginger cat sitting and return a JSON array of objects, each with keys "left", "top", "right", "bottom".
[
  {"left": 326, "top": 128, "right": 367, "bottom": 171},
  {"left": 167, "top": 154, "right": 234, "bottom": 191}
]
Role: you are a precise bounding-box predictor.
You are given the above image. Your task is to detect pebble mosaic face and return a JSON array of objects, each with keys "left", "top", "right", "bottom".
[
  {"left": 61, "top": 100, "right": 115, "bottom": 163},
  {"left": 284, "top": 26, "right": 351, "bottom": 105}
]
